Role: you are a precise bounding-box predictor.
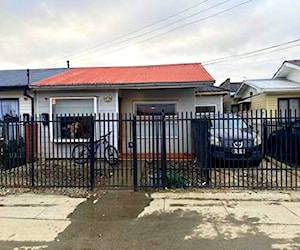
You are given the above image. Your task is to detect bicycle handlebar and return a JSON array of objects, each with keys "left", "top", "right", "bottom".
[{"left": 99, "top": 131, "right": 112, "bottom": 140}]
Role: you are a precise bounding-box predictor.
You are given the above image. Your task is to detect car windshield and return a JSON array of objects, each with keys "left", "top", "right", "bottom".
[{"left": 211, "top": 118, "right": 249, "bottom": 129}]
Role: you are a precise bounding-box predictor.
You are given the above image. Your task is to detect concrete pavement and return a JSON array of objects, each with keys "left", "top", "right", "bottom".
[
  {"left": 139, "top": 191, "right": 300, "bottom": 250},
  {"left": 1, "top": 190, "right": 300, "bottom": 249},
  {"left": 0, "top": 193, "right": 86, "bottom": 242}
]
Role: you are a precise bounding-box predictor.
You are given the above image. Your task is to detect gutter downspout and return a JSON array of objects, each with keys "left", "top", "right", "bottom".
[{"left": 23, "top": 69, "right": 34, "bottom": 117}]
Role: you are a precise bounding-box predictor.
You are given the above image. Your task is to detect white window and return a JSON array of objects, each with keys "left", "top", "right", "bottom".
[
  {"left": 50, "top": 97, "right": 97, "bottom": 141},
  {"left": 135, "top": 102, "right": 178, "bottom": 138}
]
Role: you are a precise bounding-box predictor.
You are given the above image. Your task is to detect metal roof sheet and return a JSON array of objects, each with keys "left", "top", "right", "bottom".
[
  {"left": 33, "top": 63, "right": 214, "bottom": 87},
  {"left": 244, "top": 79, "right": 300, "bottom": 90},
  {"left": 0, "top": 68, "right": 67, "bottom": 88},
  {"left": 230, "top": 82, "right": 242, "bottom": 92},
  {"left": 195, "top": 85, "right": 227, "bottom": 92}
]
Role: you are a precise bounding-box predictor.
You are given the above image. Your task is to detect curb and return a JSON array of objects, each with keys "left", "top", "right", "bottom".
[{"left": 150, "top": 190, "right": 300, "bottom": 202}]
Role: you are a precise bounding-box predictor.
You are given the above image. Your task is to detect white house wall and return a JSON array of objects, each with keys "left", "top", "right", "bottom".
[
  {"left": 195, "top": 95, "right": 223, "bottom": 113},
  {"left": 34, "top": 89, "right": 118, "bottom": 159}
]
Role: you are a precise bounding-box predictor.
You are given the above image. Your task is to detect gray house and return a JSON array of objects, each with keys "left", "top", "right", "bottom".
[{"left": 30, "top": 63, "right": 223, "bottom": 157}]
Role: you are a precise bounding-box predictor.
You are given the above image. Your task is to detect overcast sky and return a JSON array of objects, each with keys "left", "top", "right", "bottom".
[{"left": 0, "top": 0, "right": 299, "bottom": 85}]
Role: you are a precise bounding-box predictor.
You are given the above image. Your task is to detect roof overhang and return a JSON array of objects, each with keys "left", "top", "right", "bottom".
[
  {"left": 31, "top": 80, "right": 215, "bottom": 90},
  {"left": 195, "top": 91, "right": 228, "bottom": 96},
  {"left": 273, "top": 61, "right": 300, "bottom": 78},
  {"left": 0, "top": 85, "right": 27, "bottom": 91}
]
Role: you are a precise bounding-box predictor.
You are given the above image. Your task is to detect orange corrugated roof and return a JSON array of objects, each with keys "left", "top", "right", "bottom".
[{"left": 33, "top": 63, "right": 214, "bottom": 86}]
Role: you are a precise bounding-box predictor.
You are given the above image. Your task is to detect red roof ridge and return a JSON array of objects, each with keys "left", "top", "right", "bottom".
[{"left": 68, "top": 62, "right": 202, "bottom": 70}]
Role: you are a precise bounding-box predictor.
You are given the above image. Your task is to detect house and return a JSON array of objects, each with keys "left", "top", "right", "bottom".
[
  {"left": 0, "top": 68, "right": 67, "bottom": 139},
  {"left": 234, "top": 60, "right": 300, "bottom": 117},
  {"left": 219, "top": 78, "right": 242, "bottom": 113},
  {"left": 30, "top": 63, "right": 220, "bottom": 157},
  {"left": 0, "top": 68, "right": 67, "bottom": 119}
]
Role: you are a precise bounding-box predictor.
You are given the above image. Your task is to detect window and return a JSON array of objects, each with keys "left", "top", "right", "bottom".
[
  {"left": 278, "top": 98, "right": 300, "bottom": 122},
  {"left": 135, "top": 102, "right": 178, "bottom": 138},
  {"left": 136, "top": 103, "right": 176, "bottom": 115},
  {"left": 195, "top": 106, "right": 216, "bottom": 117},
  {"left": 0, "top": 99, "right": 19, "bottom": 139},
  {"left": 50, "top": 97, "right": 97, "bottom": 141},
  {"left": 0, "top": 99, "right": 19, "bottom": 119}
]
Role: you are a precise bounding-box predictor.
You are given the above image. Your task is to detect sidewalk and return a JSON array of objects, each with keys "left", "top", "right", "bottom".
[
  {"left": 138, "top": 190, "right": 300, "bottom": 250},
  {"left": 1, "top": 190, "right": 300, "bottom": 250}
]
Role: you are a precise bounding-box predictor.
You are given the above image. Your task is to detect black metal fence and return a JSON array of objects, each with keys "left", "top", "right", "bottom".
[{"left": 0, "top": 110, "right": 299, "bottom": 190}]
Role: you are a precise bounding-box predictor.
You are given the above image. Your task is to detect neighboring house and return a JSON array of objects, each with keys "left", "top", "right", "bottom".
[
  {"left": 0, "top": 68, "right": 67, "bottom": 118},
  {"left": 234, "top": 59, "right": 300, "bottom": 117},
  {"left": 219, "top": 78, "right": 242, "bottom": 113},
  {"left": 30, "top": 63, "right": 219, "bottom": 157},
  {"left": 0, "top": 68, "right": 67, "bottom": 139}
]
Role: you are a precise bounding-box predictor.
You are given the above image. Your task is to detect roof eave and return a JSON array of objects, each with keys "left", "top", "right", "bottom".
[
  {"left": 264, "top": 88, "right": 300, "bottom": 94},
  {"left": 0, "top": 85, "right": 27, "bottom": 90},
  {"left": 195, "top": 91, "right": 229, "bottom": 96},
  {"left": 31, "top": 80, "right": 215, "bottom": 90}
]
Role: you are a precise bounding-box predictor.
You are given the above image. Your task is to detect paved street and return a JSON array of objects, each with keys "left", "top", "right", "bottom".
[{"left": 1, "top": 190, "right": 300, "bottom": 250}]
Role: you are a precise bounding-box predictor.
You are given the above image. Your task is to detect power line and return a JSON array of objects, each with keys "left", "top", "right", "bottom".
[
  {"left": 71, "top": 0, "right": 253, "bottom": 64},
  {"left": 43, "top": 0, "right": 211, "bottom": 66},
  {"left": 68, "top": 0, "right": 231, "bottom": 63},
  {"left": 202, "top": 38, "right": 300, "bottom": 65}
]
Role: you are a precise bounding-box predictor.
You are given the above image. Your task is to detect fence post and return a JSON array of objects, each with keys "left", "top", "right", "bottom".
[
  {"left": 30, "top": 115, "right": 35, "bottom": 187},
  {"left": 89, "top": 116, "right": 95, "bottom": 190},
  {"left": 161, "top": 112, "right": 167, "bottom": 188},
  {"left": 132, "top": 115, "right": 138, "bottom": 191}
]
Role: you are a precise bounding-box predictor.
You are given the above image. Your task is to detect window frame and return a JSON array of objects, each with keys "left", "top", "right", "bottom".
[
  {"left": 49, "top": 97, "right": 97, "bottom": 142},
  {"left": 0, "top": 98, "right": 20, "bottom": 139},
  {"left": 278, "top": 98, "right": 300, "bottom": 123},
  {"left": 0, "top": 98, "right": 19, "bottom": 119},
  {"left": 195, "top": 105, "right": 216, "bottom": 116},
  {"left": 134, "top": 101, "right": 178, "bottom": 139}
]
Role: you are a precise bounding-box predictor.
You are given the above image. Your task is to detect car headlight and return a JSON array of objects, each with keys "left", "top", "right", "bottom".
[
  {"left": 210, "top": 136, "right": 221, "bottom": 146},
  {"left": 254, "top": 134, "right": 262, "bottom": 146}
]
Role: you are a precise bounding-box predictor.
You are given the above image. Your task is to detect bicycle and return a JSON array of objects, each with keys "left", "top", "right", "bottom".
[{"left": 71, "top": 131, "right": 119, "bottom": 165}]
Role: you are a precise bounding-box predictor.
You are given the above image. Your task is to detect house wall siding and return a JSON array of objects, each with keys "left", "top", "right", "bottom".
[
  {"left": 247, "top": 93, "right": 300, "bottom": 113},
  {"left": 0, "top": 90, "right": 32, "bottom": 116},
  {"left": 250, "top": 94, "right": 266, "bottom": 110},
  {"left": 265, "top": 93, "right": 300, "bottom": 112}
]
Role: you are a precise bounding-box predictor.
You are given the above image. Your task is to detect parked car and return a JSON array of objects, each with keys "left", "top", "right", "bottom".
[
  {"left": 266, "top": 119, "right": 300, "bottom": 167},
  {"left": 209, "top": 114, "right": 263, "bottom": 167}
]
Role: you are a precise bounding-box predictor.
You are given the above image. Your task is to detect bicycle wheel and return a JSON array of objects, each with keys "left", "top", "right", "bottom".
[
  {"left": 72, "top": 144, "right": 90, "bottom": 164},
  {"left": 104, "top": 145, "right": 119, "bottom": 165}
]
